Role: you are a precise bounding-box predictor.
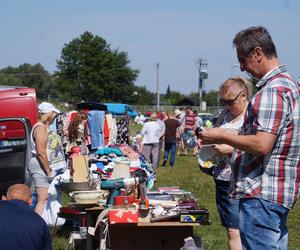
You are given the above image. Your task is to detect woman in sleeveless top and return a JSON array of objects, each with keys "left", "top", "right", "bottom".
[{"left": 28, "top": 102, "right": 61, "bottom": 216}]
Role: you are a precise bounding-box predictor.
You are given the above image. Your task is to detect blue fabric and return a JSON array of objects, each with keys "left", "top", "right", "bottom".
[
  {"left": 163, "top": 141, "right": 177, "bottom": 166},
  {"left": 239, "top": 198, "right": 289, "bottom": 250},
  {"left": 95, "top": 147, "right": 124, "bottom": 156},
  {"left": 0, "top": 200, "right": 52, "bottom": 250},
  {"left": 215, "top": 180, "right": 239, "bottom": 229},
  {"left": 88, "top": 110, "right": 105, "bottom": 149}
]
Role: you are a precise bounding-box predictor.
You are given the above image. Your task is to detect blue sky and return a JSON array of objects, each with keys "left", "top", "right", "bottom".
[{"left": 1, "top": 0, "right": 300, "bottom": 94}]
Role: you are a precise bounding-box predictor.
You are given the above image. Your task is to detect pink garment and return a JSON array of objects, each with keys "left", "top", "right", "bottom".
[{"left": 118, "top": 145, "right": 140, "bottom": 161}]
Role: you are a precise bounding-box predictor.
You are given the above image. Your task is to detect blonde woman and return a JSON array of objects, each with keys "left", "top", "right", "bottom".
[
  {"left": 28, "top": 102, "right": 64, "bottom": 216},
  {"left": 211, "top": 77, "right": 251, "bottom": 250}
]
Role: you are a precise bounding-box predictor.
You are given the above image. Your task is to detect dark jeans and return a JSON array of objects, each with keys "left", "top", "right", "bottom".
[{"left": 163, "top": 140, "right": 177, "bottom": 166}]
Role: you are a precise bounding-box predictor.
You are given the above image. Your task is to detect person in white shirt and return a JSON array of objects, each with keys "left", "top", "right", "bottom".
[{"left": 140, "top": 112, "right": 162, "bottom": 168}]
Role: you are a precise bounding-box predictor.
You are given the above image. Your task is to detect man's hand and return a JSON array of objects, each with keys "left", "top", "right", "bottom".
[{"left": 199, "top": 128, "right": 225, "bottom": 145}]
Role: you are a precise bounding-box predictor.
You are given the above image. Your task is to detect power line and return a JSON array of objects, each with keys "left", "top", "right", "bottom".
[{"left": 0, "top": 73, "right": 48, "bottom": 76}]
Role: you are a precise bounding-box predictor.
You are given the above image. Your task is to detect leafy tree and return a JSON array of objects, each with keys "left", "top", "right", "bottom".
[
  {"left": 132, "top": 86, "right": 153, "bottom": 105},
  {"left": 0, "top": 63, "right": 51, "bottom": 99},
  {"left": 54, "top": 31, "right": 139, "bottom": 104},
  {"left": 166, "top": 90, "right": 185, "bottom": 105}
]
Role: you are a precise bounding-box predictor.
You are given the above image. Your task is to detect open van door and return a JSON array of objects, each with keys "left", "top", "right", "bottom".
[{"left": 0, "top": 118, "right": 33, "bottom": 197}]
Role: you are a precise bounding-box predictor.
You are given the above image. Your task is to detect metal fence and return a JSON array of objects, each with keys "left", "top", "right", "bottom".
[{"left": 132, "top": 105, "right": 220, "bottom": 115}]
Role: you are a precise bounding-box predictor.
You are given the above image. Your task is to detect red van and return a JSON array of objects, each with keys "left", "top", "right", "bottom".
[
  {"left": 0, "top": 86, "right": 37, "bottom": 196},
  {"left": 0, "top": 86, "right": 37, "bottom": 127}
]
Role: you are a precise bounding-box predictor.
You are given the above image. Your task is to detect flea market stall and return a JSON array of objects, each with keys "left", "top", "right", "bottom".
[
  {"left": 53, "top": 108, "right": 209, "bottom": 250},
  {"left": 58, "top": 150, "right": 209, "bottom": 250}
]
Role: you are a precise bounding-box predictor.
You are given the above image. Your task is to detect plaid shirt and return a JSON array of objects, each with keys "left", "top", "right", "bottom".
[{"left": 232, "top": 65, "right": 300, "bottom": 209}]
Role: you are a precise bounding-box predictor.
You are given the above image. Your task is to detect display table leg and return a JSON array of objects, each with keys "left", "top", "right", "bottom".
[{"left": 86, "top": 211, "right": 95, "bottom": 250}]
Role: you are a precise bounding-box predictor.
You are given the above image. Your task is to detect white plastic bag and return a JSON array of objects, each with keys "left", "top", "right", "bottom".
[
  {"left": 41, "top": 172, "right": 67, "bottom": 227},
  {"left": 180, "top": 236, "right": 204, "bottom": 250}
]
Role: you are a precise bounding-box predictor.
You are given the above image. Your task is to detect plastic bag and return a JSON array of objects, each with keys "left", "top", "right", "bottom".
[
  {"left": 180, "top": 236, "right": 204, "bottom": 250},
  {"left": 182, "top": 132, "right": 196, "bottom": 148}
]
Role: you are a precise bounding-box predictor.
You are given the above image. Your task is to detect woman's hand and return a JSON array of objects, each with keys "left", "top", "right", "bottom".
[
  {"left": 46, "top": 169, "right": 52, "bottom": 177},
  {"left": 213, "top": 144, "right": 234, "bottom": 156},
  {"left": 197, "top": 138, "right": 202, "bottom": 148}
]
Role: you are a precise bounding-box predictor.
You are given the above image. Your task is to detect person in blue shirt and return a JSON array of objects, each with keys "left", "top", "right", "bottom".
[{"left": 0, "top": 184, "right": 52, "bottom": 250}]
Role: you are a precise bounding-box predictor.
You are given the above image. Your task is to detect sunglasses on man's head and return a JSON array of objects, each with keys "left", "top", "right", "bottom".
[{"left": 220, "top": 91, "right": 243, "bottom": 106}]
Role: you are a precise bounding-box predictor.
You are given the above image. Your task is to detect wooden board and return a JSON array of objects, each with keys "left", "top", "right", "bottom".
[{"left": 72, "top": 155, "right": 89, "bottom": 182}]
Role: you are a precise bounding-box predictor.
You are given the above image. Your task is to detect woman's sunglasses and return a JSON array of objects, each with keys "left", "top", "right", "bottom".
[{"left": 220, "top": 91, "right": 243, "bottom": 106}]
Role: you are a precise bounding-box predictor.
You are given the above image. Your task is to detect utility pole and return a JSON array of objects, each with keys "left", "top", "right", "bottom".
[
  {"left": 197, "top": 58, "right": 208, "bottom": 111},
  {"left": 156, "top": 63, "right": 160, "bottom": 111}
]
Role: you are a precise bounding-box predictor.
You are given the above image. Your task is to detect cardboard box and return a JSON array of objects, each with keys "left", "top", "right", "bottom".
[{"left": 109, "top": 206, "right": 138, "bottom": 224}]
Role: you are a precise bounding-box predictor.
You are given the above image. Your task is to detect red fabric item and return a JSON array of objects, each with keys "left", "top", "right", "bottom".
[{"left": 104, "top": 117, "right": 109, "bottom": 145}]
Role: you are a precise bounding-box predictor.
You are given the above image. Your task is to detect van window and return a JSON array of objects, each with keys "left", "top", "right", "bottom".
[
  {"left": 0, "top": 121, "right": 27, "bottom": 147},
  {"left": 0, "top": 120, "right": 27, "bottom": 187}
]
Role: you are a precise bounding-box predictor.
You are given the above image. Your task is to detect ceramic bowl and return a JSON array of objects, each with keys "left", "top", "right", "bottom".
[{"left": 69, "top": 190, "right": 106, "bottom": 203}]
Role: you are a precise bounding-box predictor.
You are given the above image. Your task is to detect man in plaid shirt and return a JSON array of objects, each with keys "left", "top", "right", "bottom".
[{"left": 200, "top": 26, "right": 300, "bottom": 249}]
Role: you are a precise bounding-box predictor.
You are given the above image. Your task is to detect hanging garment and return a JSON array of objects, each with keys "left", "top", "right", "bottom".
[
  {"left": 116, "top": 118, "right": 129, "bottom": 144},
  {"left": 55, "top": 112, "right": 69, "bottom": 146},
  {"left": 104, "top": 117, "right": 109, "bottom": 145},
  {"left": 109, "top": 116, "right": 118, "bottom": 145},
  {"left": 88, "top": 110, "right": 105, "bottom": 150}
]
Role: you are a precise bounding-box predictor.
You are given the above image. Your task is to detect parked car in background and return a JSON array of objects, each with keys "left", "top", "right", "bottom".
[{"left": 198, "top": 112, "right": 215, "bottom": 127}]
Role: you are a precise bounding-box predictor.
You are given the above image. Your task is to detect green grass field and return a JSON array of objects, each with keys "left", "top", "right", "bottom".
[{"left": 52, "top": 123, "right": 300, "bottom": 249}]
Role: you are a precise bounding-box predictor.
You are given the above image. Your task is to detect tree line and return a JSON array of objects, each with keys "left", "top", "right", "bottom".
[{"left": 0, "top": 31, "right": 219, "bottom": 106}]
